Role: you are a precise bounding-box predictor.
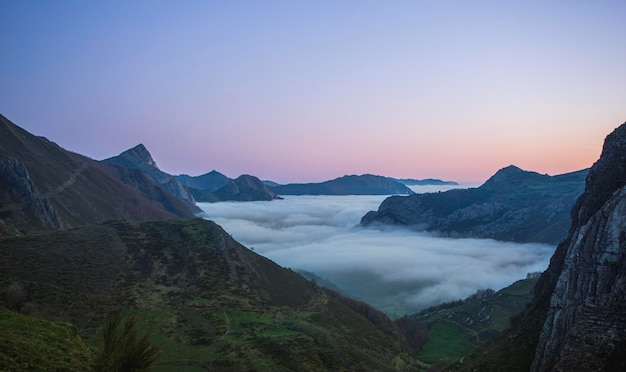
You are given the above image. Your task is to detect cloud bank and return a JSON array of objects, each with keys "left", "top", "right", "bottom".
[{"left": 198, "top": 193, "right": 554, "bottom": 316}]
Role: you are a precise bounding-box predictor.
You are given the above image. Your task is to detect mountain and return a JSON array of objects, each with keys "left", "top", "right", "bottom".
[
  {"left": 0, "top": 114, "right": 195, "bottom": 235},
  {"left": 392, "top": 178, "right": 459, "bottom": 186},
  {"left": 361, "top": 166, "right": 588, "bottom": 244},
  {"left": 270, "top": 174, "right": 414, "bottom": 195},
  {"left": 175, "top": 170, "right": 231, "bottom": 192},
  {"left": 447, "top": 122, "right": 626, "bottom": 371},
  {"left": 103, "top": 144, "right": 195, "bottom": 204},
  {"left": 0, "top": 218, "right": 418, "bottom": 370},
  {"left": 195, "top": 174, "right": 282, "bottom": 202}
]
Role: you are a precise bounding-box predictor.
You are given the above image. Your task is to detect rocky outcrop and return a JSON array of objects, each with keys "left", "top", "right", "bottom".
[
  {"left": 103, "top": 144, "right": 195, "bottom": 203},
  {"left": 0, "top": 157, "right": 67, "bottom": 230},
  {"left": 197, "top": 174, "right": 282, "bottom": 202},
  {"left": 531, "top": 123, "right": 626, "bottom": 371},
  {"left": 271, "top": 174, "right": 414, "bottom": 195},
  {"left": 361, "top": 166, "right": 587, "bottom": 244}
]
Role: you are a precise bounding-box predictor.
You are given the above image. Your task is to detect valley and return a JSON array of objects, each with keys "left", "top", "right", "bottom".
[{"left": 1, "top": 113, "right": 625, "bottom": 371}]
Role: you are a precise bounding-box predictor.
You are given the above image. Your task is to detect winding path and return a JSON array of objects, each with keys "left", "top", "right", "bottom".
[{"left": 45, "top": 162, "right": 88, "bottom": 198}]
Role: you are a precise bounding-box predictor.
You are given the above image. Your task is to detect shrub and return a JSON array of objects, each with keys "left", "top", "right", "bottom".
[{"left": 92, "top": 312, "right": 160, "bottom": 372}]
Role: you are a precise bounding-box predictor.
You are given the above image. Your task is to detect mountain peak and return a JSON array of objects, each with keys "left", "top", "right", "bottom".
[
  {"left": 482, "top": 165, "right": 544, "bottom": 188},
  {"left": 119, "top": 144, "right": 158, "bottom": 169}
]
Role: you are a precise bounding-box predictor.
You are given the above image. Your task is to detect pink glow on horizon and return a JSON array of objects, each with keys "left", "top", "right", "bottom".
[{"left": 1, "top": 1, "right": 625, "bottom": 184}]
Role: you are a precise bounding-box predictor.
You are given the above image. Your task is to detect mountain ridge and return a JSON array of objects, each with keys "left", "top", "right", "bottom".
[
  {"left": 103, "top": 144, "right": 195, "bottom": 204},
  {"left": 0, "top": 114, "right": 196, "bottom": 234},
  {"left": 361, "top": 165, "right": 588, "bottom": 244},
  {"left": 271, "top": 174, "right": 414, "bottom": 195}
]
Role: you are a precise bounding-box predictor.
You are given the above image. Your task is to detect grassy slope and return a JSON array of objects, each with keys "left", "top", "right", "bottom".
[
  {"left": 0, "top": 218, "right": 421, "bottom": 371},
  {"left": 398, "top": 278, "right": 538, "bottom": 369},
  {"left": 0, "top": 306, "right": 93, "bottom": 370}
]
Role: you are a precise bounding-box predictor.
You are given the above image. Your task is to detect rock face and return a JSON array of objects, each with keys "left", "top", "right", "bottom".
[
  {"left": 531, "top": 123, "right": 626, "bottom": 371},
  {"left": 0, "top": 157, "right": 67, "bottom": 231},
  {"left": 103, "top": 144, "right": 195, "bottom": 203},
  {"left": 361, "top": 166, "right": 588, "bottom": 244},
  {"left": 271, "top": 174, "right": 414, "bottom": 195},
  {"left": 198, "top": 174, "right": 282, "bottom": 202}
]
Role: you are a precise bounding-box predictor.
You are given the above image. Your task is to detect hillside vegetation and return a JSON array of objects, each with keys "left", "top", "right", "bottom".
[{"left": 0, "top": 218, "right": 420, "bottom": 370}]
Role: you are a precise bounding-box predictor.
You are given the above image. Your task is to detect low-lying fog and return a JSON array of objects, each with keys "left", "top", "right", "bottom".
[{"left": 198, "top": 185, "right": 554, "bottom": 317}]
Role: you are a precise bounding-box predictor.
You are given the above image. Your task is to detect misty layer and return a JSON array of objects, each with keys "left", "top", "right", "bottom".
[{"left": 198, "top": 194, "right": 554, "bottom": 315}]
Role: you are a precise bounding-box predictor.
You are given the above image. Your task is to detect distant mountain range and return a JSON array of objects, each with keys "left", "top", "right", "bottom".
[
  {"left": 269, "top": 174, "right": 415, "bottom": 195},
  {"left": 392, "top": 178, "right": 458, "bottom": 186},
  {"left": 191, "top": 174, "right": 282, "bottom": 202},
  {"left": 362, "top": 165, "right": 588, "bottom": 244}
]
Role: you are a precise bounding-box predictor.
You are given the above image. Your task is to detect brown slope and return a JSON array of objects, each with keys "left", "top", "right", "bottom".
[{"left": 0, "top": 114, "right": 195, "bottom": 233}]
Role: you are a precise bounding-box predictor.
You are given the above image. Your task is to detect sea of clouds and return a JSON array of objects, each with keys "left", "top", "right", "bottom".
[{"left": 198, "top": 186, "right": 554, "bottom": 316}]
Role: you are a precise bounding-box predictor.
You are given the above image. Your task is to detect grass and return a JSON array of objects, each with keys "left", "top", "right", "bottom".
[
  {"left": 418, "top": 321, "right": 477, "bottom": 363},
  {"left": 0, "top": 306, "right": 93, "bottom": 370},
  {"left": 399, "top": 277, "right": 539, "bottom": 369}
]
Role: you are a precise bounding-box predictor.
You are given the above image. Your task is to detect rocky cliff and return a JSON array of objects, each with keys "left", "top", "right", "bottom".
[
  {"left": 531, "top": 123, "right": 626, "bottom": 371},
  {"left": 0, "top": 157, "right": 67, "bottom": 232},
  {"left": 361, "top": 166, "right": 587, "bottom": 244}
]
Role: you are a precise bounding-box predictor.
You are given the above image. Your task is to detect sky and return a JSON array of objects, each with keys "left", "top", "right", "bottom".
[
  {"left": 198, "top": 194, "right": 554, "bottom": 315},
  {"left": 1, "top": 1, "right": 625, "bottom": 183}
]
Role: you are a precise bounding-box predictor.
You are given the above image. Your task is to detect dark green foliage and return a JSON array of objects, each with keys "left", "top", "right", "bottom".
[
  {"left": 93, "top": 312, "right": 160, "bottom": 372},
  {"left": 0, "top": 218, "right": 419, "bottom": 370}
]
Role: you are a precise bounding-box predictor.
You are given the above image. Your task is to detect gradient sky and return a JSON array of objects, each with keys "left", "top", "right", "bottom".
[{"left": 1, "top": 1, "right": 625, "bottom": 183}]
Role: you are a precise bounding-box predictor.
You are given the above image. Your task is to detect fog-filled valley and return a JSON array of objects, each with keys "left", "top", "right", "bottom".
[{"left": 199, "top": 185, "right": 554, "bottom": 316}]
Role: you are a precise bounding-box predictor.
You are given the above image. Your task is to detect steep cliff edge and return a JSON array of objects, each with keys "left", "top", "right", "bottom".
[{"left": 531, "top": 123, "right": 626, "bottom": 371}]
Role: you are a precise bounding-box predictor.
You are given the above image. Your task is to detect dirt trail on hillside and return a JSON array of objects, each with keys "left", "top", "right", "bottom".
[{"left": 45, "top": 162, "right": 88, "bottom": 198}]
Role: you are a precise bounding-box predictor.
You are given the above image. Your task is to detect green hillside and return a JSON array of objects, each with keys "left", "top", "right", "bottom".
[
  {"left": 0, "top": 306, "right": 93, "bottom": 370},
  {"left": 0, "top": 218, "right": 421, "bottom": 371},
  {"left": 396, "top": 277, "right": 539, "bottom": 369}
]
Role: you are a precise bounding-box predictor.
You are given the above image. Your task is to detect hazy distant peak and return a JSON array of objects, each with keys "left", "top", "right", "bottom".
[{"left": 482, "top": 165, "right": 544, "bottom": 187}]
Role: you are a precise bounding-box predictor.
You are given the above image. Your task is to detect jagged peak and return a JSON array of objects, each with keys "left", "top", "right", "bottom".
[{"left": 116, "top": 143, "right": 158, "bottom": 169}]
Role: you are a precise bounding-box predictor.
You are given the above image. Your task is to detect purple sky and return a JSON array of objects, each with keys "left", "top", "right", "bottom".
[{"left": 1, "top": 1, "right": 625, "bottom": 183}]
